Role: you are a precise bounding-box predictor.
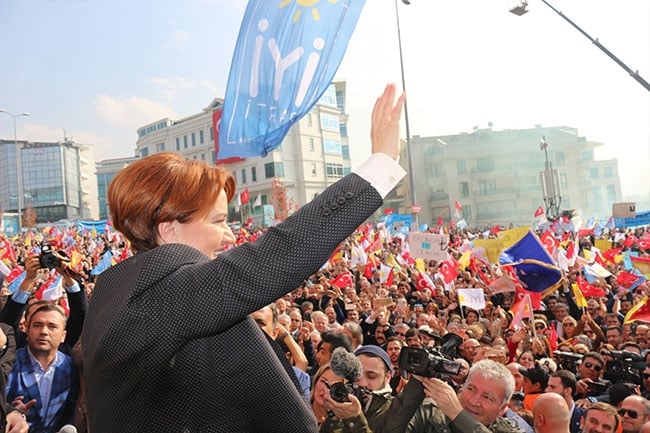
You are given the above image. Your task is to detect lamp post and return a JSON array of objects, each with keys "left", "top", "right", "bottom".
[
  {"left": 0, "top": 109, "right": 31, "bottom": 231},
  {"left": 394, "top": 0, "right": 419, "bottom": 230},
  {"left": 510, "top": 0, "right": 650, "bottom": 92}
]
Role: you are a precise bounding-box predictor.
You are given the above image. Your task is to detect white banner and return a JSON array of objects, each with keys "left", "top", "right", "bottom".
[
  {"left": 408, "top": 232, "right": 449, "bottom": 262},
  {"left": 457, "top": 288, "right": 486, "bottom": 311}
]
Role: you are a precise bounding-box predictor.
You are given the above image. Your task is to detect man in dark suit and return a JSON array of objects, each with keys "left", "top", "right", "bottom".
[
  {"left": 82, "top": 84, "right": 406, "bottom": 433},
  {"left": 546, "top": 370, "right": 584, "bottom": 433}
]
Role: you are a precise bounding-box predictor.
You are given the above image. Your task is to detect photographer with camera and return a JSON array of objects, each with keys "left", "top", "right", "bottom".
[
  {"left": 377, "top": 359, "right": 525, "bottom": 433},
  {"left": 0, "top": 244, "right": 87, "bottom": 357},
  {"left": 574, "top": 352, "right": 610, "bottom": 401},
  {"left": 319, "top": 345, "right": 394, "bottom": 433}
]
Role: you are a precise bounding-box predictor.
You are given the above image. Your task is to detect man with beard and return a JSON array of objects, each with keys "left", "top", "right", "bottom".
[{"left": 321, "top": 345, "right": 394, "bottom": 433}]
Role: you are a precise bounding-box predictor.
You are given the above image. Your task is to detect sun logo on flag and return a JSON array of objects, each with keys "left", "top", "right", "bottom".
[{"left": 279, "top": 0, "right": 338, "bottom": 23}]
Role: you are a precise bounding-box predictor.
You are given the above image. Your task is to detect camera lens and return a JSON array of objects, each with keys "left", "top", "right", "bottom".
[{"left": 329, "top": 382, "right": 350, "bottom": 403}]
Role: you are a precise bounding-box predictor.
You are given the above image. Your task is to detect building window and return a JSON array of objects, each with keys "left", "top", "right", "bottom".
[
  {"left": 320, "top": 114, "right": 339, "bottom": 131},
  {"left": 209, "top": 126, "right": 214, "bottom": 142},
  {"left": 560, "top": 173, "right": 567, "bottom": 188},
  {"left": 309, "top": 138, "right": 315, "bottom": 151},
  {"left": 200, "top": 130, "right": 204, "bottom": 144},
  {"left": 307, "top": 113, "right": 313, "bottom": 127},
  {"left": 339, "top": 123, "right": 348, "bottom": 137},
  {"left": 183, "top": 135, "right": 188, "bottom": 149},
  {"left": 319, "top": 84, "right": 337, "bottom": 107},
  {"left": 457, "top": 160, "right": 467, "bottom": 175},
  {"left": 590, "top": 168, "right": 599, "bottom": 179},
  {"left": 251, "top": 166, "right": 257, "bottom": 182},
  {"left": 265, "top": 162, "right": 284, "bottom": 178},
  {"left": 604, "top": 166, "right": 614, "bottom": 177},
  {"left": 476, "top": 157, "right": 494, "bottom": 173},
  {"left": 311, "top": 163, "right": 317, "bottom": 177},
  {"left": 325, "top": 163, "right": 344, "bottom": 178},
  {"left": 192, "top": 132, "right": 196, "bottom": 147},
  {"left": 459, "top": 182, "right": 469, "bottom": 197},
  {"left": 579, "top": 150, "right": 593, "bottom": 162},
  {"left": 323, "top": 139, "right": 342, "bottom": 155},
  {"left": 241, "top": 168, "right": 247, "bottom": 184},
  {"left": 478, "top": 179, "right": 496, "bottom": 195},
  {"left": 140, "top": 148, "right": 149, "bottom": 158},
  {"left": 176, "top": 137, "right": 180, "bottom": 151},
  {"left": 606, "top": 185, "right": 616, "bottom": 201},
  {"left": 156, "top": 142, "right": 165, "bottom": 152}
]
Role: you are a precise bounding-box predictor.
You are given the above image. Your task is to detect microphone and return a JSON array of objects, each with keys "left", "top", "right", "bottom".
[
  {"left": 57, "top": 425, "right": 78, "bottom": 433},
  {"left": 330, "top": 347, "right": 362, "bottom": 382}
]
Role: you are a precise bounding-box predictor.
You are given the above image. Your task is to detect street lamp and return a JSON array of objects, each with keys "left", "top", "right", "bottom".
[
  {"left": 394, "top": 0, "right": 419, "bottom": 230},
  {"left": 0, "top": 109, "right": 31, "bottom": 231},
  {"left": 510, "top": 0, "right": 650, "bottom": 92}
]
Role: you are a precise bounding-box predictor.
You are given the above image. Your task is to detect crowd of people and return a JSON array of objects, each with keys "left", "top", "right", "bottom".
[
  {"left": 0, "top": 84, "right": 647, "bottom": 433},
  {"left": 0, "top": 211, "right": 648, "bottom": 433}
]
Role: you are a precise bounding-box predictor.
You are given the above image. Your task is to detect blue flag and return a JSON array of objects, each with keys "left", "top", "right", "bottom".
[
  {"left": 91, "top": 250, "right": 113, "bottom": 276},
  {"left": 218, "top": 0, "right": 366, "bottom": 158},
  {"left": 7, "top": 270, "right": 26, "bottom": 294},
  {"left": 499, "top": 230, "right": 563, "bottom": 294}
]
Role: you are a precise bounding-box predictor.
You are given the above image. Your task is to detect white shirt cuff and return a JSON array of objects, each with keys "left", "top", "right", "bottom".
[{"left": 353, "top": 153, "right": 406, "bottom": 199}]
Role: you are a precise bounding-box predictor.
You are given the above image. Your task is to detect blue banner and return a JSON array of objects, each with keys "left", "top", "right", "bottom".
[
  {"left": 615, "top": 210, "right": 650, "bottom": 228},
  {"left": 218, "top": 0, "right": 366, "bottom": 158}
]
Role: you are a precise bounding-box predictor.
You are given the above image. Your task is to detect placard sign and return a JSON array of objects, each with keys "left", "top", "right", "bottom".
[{"left": 409, "top": 232, "right": 449, "bottom": 262}]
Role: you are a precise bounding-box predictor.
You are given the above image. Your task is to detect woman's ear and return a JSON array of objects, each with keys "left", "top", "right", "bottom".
[{"left": 157, "top": 220, "right": 177, "bottom": 245}]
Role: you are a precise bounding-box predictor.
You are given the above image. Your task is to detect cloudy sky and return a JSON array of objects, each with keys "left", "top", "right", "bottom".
[{"left": 1, "top": 0, "right": 648, "bottom": 205}]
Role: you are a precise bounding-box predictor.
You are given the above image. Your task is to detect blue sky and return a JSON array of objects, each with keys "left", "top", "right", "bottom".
[{"left": 1, "top": 0, "right": 649, "bottom": 207}]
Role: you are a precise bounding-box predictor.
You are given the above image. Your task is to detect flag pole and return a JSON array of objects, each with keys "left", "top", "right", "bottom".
[{"left": 528, "top": 294, "right": 538, "bottom": 339}]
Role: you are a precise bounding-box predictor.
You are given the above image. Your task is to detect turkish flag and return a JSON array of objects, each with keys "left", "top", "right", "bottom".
[
  {"left": 515, "top": 285, "right": 542, "bottom": 310},
  {"left": 330, "top": 272, "right": 354, "bottom": 289},
  {"left": 577, "top": 276, "right": 607, "bottom": 297},
  {"left": 439, "top": 258, "right": 459, "bottom": 284},
  {"left": 416, "top": 271, "right": 435, "bottom": 291},
  {"left": 639, "top": 237, "right": 650, "bottom": 252},
  {"left": 240, "top": 188, "right": 250, "bottom": 205},
  {"left": 534, "top": 206, "right": 545, "bottom": 218},
  {"left": 540, "top": 231, "right": 559, "bottom": 255}
]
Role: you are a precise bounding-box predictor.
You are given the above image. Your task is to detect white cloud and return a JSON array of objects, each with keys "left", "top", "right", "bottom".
[
  {"left": 172, "top": 29, "right": 193, "bottom": 44},
  {"left": 147, "top": 76, "right": 221, "bottom": 102},
  {"left": 93, "top": 94, "right": 177, "bottom": 129}
]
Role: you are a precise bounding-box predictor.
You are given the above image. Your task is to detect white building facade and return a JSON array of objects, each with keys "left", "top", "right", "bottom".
[{"left": 134, "top": 82, "right": 352, "bottom": 223}]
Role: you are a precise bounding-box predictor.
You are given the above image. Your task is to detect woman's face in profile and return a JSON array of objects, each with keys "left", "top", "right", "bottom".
[{"left": 172, "top": 190, "right": 236, "bottom": 258}]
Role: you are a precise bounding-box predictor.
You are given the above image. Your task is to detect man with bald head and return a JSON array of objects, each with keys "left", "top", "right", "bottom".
[
  {"left": 533, "top": 393, "right": 570, "bottom": 433},
  {"left": 619, "top": 395, "right": 650, "bottom": 433}
]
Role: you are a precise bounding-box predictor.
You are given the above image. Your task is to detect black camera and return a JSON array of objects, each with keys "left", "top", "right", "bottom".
[
  {"left": 590, "top": 379, "right": 611, "bottom": 396},
  {"left": 39, "top": 242, "right": 60, "bottom": 269},
  {"left": 553, "top": 350, "right": 583, "bottom": 373},
  {"left": 398, "top": 333, "right": 463, "bottom": 379},
  {"left": 326, "top": 381, "right": 368, "bottom": 403},
  {"left": 603, "top": 350, "right": 645, "bottom": 385}
]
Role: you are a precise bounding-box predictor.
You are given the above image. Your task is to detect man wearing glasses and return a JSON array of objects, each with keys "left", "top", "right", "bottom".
[
  {"left": 618, "top": 395, "right": 650, "bottom": 433},
  {"left": 575, "top": 352, "right": 608, "bottom": 399}
]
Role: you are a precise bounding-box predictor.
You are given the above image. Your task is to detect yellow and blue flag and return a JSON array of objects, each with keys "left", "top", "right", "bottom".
[{"left": 499, "top": 230, "right": 563, "bottom": 295}]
